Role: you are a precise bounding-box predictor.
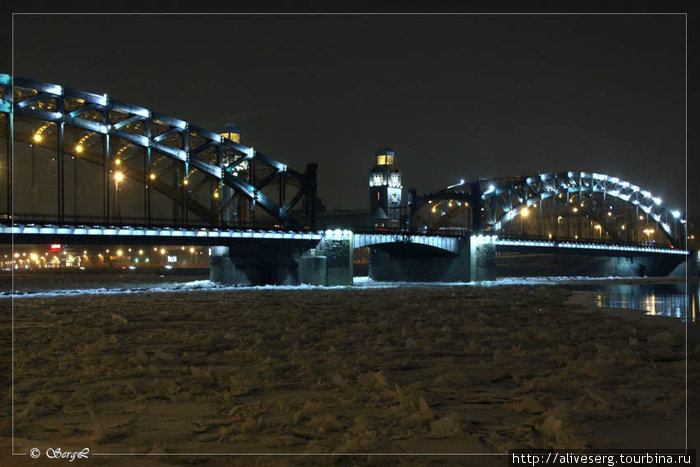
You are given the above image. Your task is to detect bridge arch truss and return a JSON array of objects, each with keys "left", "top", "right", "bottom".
[
  {"left": 411, "top": 171, "right": 686, "bottom": 247},
  {"left": 0, "top": 75, "right": 317, "bottom": 230}
]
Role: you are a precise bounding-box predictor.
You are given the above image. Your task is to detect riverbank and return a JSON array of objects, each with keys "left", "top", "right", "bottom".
[{"left": 1, "top": 283, "right": 698, "bottom": 465}]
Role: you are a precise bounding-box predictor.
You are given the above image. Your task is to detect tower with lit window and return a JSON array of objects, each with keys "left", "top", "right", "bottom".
[
  {"left": 369, "top": 146, "right": 402, "bottom": 228},
  {"left": 219, "top": 122, "right": 248, "bottom": 224}
]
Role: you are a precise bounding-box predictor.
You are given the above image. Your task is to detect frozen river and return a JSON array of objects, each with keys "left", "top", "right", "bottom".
[{"left": 2, "top": 271, "right": 697, "bottom": 323}]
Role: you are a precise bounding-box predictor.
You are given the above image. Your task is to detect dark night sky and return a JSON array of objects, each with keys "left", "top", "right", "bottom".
[{"left": 3, "top": 9, "right": 695, "bottom": 217}]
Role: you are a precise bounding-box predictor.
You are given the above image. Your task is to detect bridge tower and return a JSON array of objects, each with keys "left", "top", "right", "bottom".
[
  {"left": 219, "top": 122, "right": 249, "bottom": 225},
  {"left": 369, "top": 146, "right": 402, "bottom": 229}
]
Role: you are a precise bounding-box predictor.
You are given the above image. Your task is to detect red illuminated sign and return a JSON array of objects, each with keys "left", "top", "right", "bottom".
[{"left": 49, "top": 244, "right": 62, "bottom": 252}]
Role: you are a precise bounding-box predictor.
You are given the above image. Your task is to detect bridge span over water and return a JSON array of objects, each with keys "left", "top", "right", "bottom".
[
  {"left": 1, "top": 223, "right": 694, "bottom": 285},
  {"left": 0, "top": 75, "right": 695, "bottom": 285}
]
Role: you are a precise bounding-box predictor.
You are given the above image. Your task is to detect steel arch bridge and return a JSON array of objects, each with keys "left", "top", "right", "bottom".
[
  {"left": 0, "top": 75, "right": 317, "bottom": 230},
  {"left": 410, "top": 172, "right": 686, "bottom": 247}
]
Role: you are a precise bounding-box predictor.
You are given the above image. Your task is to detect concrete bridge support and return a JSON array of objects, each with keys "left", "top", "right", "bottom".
[
  {"left": 209, "top": 231, "right": 354, "bottom": 286},
  {"left": 210, "top": 245, "right": 303, "bottom": 286},
  {"left": 299, "top": 230, "right": 353, "bottom": 286},
  {"left": 470, "top": 235, "right": 498, "bottom": 282},
  {"left": 209, "top": 236, "right": 326, "bottom": 286},
  {"left": 368, "top": 235, "right": 497, "bottom": 282}
]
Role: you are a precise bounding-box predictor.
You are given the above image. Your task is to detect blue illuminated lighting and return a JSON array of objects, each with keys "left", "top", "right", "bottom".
[
  {"left": 45, "top": 84, "right": 63, "bottom": 96},
  {"left": 494, "top": 238, "right": 688, "bottom": 255},
  {"left": 1, "top": 224, "right": 322, "bottom": 241}
]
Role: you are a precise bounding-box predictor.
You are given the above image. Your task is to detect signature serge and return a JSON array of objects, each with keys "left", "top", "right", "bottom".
[{"left": 45, "top": 447, "right": 90, "bottom": 461}]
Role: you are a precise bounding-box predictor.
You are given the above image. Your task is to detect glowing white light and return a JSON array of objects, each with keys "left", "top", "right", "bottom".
[
  {"left": 46, "top": 84, "right": 63, "bottom": 95},
  {"left": 131, "top": 107, "right": 150, "bottom": 118},
  {"left": 671, "top": 210, "right": 681, "bottom": 219}
]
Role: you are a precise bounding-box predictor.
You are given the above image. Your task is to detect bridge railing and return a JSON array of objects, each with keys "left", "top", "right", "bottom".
[
  {"left": 326, "top": 225, "right": 682, "bottom": 250},
  {"left": 338, "top": 226, "right": 471, "bottom": 238},
  {"left": 0, "top": 213, "right": 291, "bottom": 231},
  {"left": 496, "top": 233, "right": 681, "bottom": 250}
]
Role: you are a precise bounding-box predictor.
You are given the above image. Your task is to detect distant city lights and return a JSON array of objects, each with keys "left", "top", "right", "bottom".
[{"left": 1, "top": 244, "right": 210, "bottom": 271}]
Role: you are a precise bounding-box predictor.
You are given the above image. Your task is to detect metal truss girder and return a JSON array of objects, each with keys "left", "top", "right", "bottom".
[
  {"left": 113, "top": 114, "right": 144, "bottom": 130},
  {"left": 150, "top": 111, "right": 187, "bottom": 131},
  {"left": 153, "top": 127, "right": 182, "bottom": 143},
  {"left": 69, "top": 103, "right": 100, "bottom": 118},
  {"left": 222, "top": 172, "right": 290, "bottom": 224},
  {"left": 14, "top": 106, "right": 62, "bottom": 123},
  {"left": 16, "top": 93, "right": 46, "bottom": 108},
  {"left": 189, "top": 175, "right": 211, "bottom": 194},
  {"left": 113, "top": 129, "right": 148, "bottom": 147},
  {"left": 110, "top": 101, "right": 149, "bottom": 118},
  {"left": 256, "top": 170, "right": 284, "bottom": 191},
  {"left": 416, "top": 170, "right": 685, "bottom": 245},
  {"left": 284, "top": 186, "right": 306, "bottom": 213},
  {"left": 192, "top": 140, "right": 216, "bottom": 155},
  {"left": 0, "top": 74, "right": 314, "bottom": 230}
]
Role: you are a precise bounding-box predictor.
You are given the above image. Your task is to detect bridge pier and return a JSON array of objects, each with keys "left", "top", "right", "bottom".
[
  {"left": 209, "top": 231, "right": 354, "bottom": 287},
  {"left": 367, "top": 235, "right": 497, "bottom": 283},
  {"left": 210, "top": 245, "right": 303, "bottom": 286},
  {"left": 470, "top": 235, "right": 498, "bottom": 282},
  {"left": 299, "top": 230, "right": 353, "bottom": 286}
]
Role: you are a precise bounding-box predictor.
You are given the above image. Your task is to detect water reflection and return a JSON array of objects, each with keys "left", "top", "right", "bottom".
[{"left": 575, "top": 282, "right": 699, "bottom": 323}]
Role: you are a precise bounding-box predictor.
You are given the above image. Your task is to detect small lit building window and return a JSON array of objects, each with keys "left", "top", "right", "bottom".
[
  {"left": 220, "top": 122, "right": 241, "bottom": 144},
  {"left": 376, "top": 154, "right": 395, "bottom": 165}
]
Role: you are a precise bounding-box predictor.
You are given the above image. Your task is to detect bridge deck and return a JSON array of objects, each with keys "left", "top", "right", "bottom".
[{"left": 1, "top": 224, "right": 321, "bottom": 247}]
